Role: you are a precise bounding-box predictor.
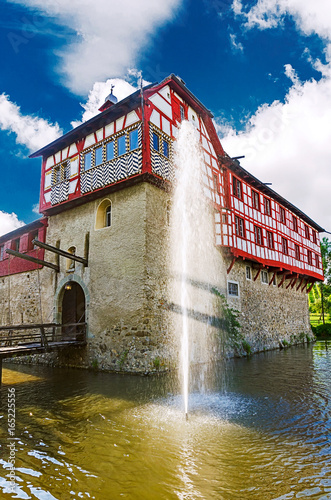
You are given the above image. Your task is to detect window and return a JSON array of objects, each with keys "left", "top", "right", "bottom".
[
  {"left": 106, "top": 141, "right": 114, "bottom": 161},
  {"left": 222, "top": 214, "right": 227, "bottom": 223},
  {"left": 282, "top": 237, "right": 288, "bottom": 255},
  {"left": 252, "top": 190, "right": 260, "bottom": 210},
  {"left": 95, "top": 199, "right": 112, "bottom": 230},
  {"left": 312, "top": 231, "right": 317, "bottom": 244},
  {"left": 261, "top": 270, "right": 268, "bottom": 284},
  {"left": 213, "top": 174, "right": 220, "bottom": 194},
  {"left": 95, "top": 146, "right": 103, "bottom": 166},
  {"left": 117, "top": 135, "right": 126, "bottom": 156},
  {"left": 0, "top": 245, "right": 4, "bottom": 261},
  {"left": 84, "top": 151, "right": 92, "bottom": 171},
  {"left": 13, "top": 238, "right": 20, "bottom": 252},
  {"left": 280, "top": 207, "right": 286, "bottom": 224},
  {"left": 53, "top": 165, "right": 61, "bottom": 184},
  {"left": 63, "top": 162, "right": 69, "bottom": 180},
  {"left": 293, "top": 216, "right": 298, "bottom": 232},
  {"left": 235, "top": 216, "right": 245, "bottom": 238},
  {"left": 246, "top": 266, "right": 251, "bottom": 280},
  {"left": 264, "top": 197, "right": 271, "bottom": 216},
  {"left": 267, "top": 231, "right": 274, "bottom": 249},
  {"left": 28, "top": 231, "right": 39, "bottom": 251},
  {"left": 254, "top": 225, "right": 263, "bottom": 246},
  {"left": 129, "top": 129, "right": 138, "bottom": 151},
  {"left": 66, "top": 246, "right": 76, "bottom": 272},
  {"left": 307, "top": 250, "right": 312, "bottom": 266},
  {"left": 304, "top": 225, "right": 310, "bottom": 240},
  {"left": 152, "top": 132, "right": 159, "bottom": 151},
  {"left": 180, "top": 105, "right": 185, "bottom": 121},
  {"left": 295, "top": 244, "right": 300, "bottom": 261},
  {"left": 233, "top": 177, "right": 242, "bottom": 199},
  {"left": 228, "top": 281, "right": 239, "bottom": 297},
  {"left": 163, "top": 140, "right": 169, "bottom": 158},
  {"left": 315, "top": 254, "right": 320, "bottom": 268},
  {"left": 105, "top": 205, "right": 111, "bottom": 227}
]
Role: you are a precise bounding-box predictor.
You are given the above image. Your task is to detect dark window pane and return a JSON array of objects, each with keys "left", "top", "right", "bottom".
[
  {"left": 153, "top": 132, "right": 159, "bottom": 151},
  {"left": 105, "top": 205, "right": 111, "bottom": 227},
  {"left": 95, "top": 146, "right": 103, "bottom": 166},
  {"left": 163, "top": 140, "right": 169, "bottom": 158},
  {"left": 129, "top": 129, "right": 138, "bottom": 151},
  {"left": 106, "top": 141, "right": 114, "bottom": 161},
  {"left": 84, "top": 151, "right": 92, "bottom": 170},
  {"left": 118, "top": 135, "right": 126, "bottom": 156}
]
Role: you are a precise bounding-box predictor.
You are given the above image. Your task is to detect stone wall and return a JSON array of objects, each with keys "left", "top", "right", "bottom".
[
  {"left": 0, "top": 182, "right": 314, "bottom": 374},
  {"left": 226, "top": 258, "right": 313, "bottom": 353}
]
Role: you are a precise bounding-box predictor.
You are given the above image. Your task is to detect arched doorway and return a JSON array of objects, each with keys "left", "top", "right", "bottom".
[{"left": 61, "top": 282, "right": 86, "bottom": 339}]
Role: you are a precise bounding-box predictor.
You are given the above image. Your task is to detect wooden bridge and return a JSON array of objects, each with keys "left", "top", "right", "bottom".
[{"left": 0, "top": 322, "right": 87, "bottom": 383}]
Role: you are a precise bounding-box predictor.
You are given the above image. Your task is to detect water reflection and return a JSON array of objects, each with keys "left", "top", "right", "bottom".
[{"left": 0, "top": 341, "right": 330, "bottom": 499}]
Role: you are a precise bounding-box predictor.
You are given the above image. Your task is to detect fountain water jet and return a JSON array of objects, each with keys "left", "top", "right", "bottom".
[{"left": 169, "top": 120, "right": 219, "bottom": 419}]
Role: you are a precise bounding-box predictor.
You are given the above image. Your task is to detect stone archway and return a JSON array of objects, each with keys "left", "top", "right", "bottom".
[
  {"left": 54, "top": 276, "right": 90, "bottom": 339},
  {"left": 62, "top": 281, "right": 85, "bottom": 337}
]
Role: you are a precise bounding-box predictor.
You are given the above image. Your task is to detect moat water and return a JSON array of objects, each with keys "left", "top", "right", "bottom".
[{"left": 0, "top": 341, "right": 330, "bottom": 499}]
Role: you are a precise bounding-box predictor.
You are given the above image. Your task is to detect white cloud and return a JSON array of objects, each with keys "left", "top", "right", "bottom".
[
  {"left": 0, "top": 94, "right": 62, "bottom": 153},
  {"left": 233, "top": 0, "right": 331, "bottom": 40},
  {"left": 218, "top": 62, "right": 331, "bottom": 233},
  {"left": 0, "top": 211, "right": 25, "bottom": 237},
  {"left": 71, "top": 77, "right": 139, "bottom": 127},
  {"left": 8, "top": 0, "right": 182, "bottom": 96},
  {"left": 32, "top": 204, "right": 40, "bottom": 215},
  {"left": 229, "top": 33, "right": 244, "bottom": 53}
]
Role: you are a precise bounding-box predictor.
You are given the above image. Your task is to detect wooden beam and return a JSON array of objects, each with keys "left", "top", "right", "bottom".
[
  {"left": 227, "top": 257, "right": 237, "bottom": 274},
  {"left": 307, "top": 281, "right": 315, "bottom": 294},
  {"left": 253, "top": 268, "right": 261, "bottom": 281},
  {"left": 286, "top": 278, "right": 293, "bottom": 289},
  {"left": 269, "top": 272, "right": 277, "bottom": 286},
  {"left": 33, "top": 239, "right": 88, "bottom": 266},
  {"left": 291, "top": 277, "right": 298, "bottom": 289},
  {"left": 6, "top": 249, "right": 59, "bottom": 272},
  {"left": 296, "top": 277, "right": 304, "bottom": 291},
  {"left": 301, "top": 279, "right": 307, "bottom": 292}
]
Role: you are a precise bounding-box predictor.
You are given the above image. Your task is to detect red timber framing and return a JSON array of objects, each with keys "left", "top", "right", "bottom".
[
  {"left": 25, "top": 74, "right": 324, "bottom": 289},
  {"left": 217, "top": 154, "right": 325, "bottom": 285},
  {"left": 0, "top": 219, "right": 48, "bottom": 277}
]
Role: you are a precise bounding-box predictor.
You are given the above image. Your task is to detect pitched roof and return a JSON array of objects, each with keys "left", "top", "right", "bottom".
[{"left": 221, "top": 154, "right": 325, "bottom": 232}]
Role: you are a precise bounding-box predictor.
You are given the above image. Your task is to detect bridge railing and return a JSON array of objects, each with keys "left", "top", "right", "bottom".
[{"left": 0, "top": 322, "right": 87, "bottom": 349}]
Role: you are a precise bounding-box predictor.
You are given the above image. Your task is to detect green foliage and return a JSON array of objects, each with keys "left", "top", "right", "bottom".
[
  {"left": 320, "top": 237, "right": 331, "bottom": 285},
  {"left": 282, "top": 339, "right": 289, "bottom": 347},
  {"left": 212, "top": 288, "right": 251, "bottom": 356},
  {"left": 91, "top": 359, "right": 99, "bottom": 370},
  {"left": 311, "top": 323, "right": 331, "bottom": 338},
  {"left": 153, "top": 357, "right": 160, "bottom": 369},
  {"left": 242, "top": 340, "right": 252, "bottom": 355},
  {"left": 118, "top": 349, "right": 129, "bottom": 369}
]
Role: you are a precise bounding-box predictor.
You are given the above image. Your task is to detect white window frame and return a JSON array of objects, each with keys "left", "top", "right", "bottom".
[
  {"left": 261, "top": 270, "right": 268, "bottom": 284},
  {"left": 246, "top": 266, "right": 251, "bottom": 280},
  {"left": 227, "top": 280, "right": 240, "bottom": 298}
]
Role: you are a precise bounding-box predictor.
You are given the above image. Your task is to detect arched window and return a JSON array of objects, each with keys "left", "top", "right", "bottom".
[
  {"left": 66, "top": 246, "right": 76, "bottom": 272},
  {"left": 96, "top": 199, "right": 112, "bottom": 230}
]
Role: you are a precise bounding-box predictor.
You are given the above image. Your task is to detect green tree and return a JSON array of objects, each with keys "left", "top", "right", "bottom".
[{"left": 320, "top": 237, "right": 331, "bottom": 285}]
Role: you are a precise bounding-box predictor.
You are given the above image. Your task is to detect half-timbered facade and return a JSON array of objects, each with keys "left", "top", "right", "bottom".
[{"left": 0, "top": 74, "right": 325, "bottom": 371}]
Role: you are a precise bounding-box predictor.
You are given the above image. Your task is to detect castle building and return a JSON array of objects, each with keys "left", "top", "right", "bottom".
[{"left": 0, "top": 75, "right": 324, "bottom": 372}]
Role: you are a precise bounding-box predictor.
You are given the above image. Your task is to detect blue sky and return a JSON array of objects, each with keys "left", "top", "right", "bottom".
[{"left": 0, "top": 0, "right": 330, "bottom": 234}]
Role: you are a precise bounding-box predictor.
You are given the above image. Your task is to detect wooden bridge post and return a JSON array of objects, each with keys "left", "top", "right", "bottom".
[{"left": 0, "top": 357, "right": 2, "bottom": 385}]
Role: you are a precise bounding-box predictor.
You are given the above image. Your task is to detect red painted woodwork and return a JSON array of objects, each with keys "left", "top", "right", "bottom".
[
  {"left": 0, "top": 219, "right": 47, "bottom": 277},
  {"left": 30, "top": 75, "right": 324, "bottom": 284}
]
